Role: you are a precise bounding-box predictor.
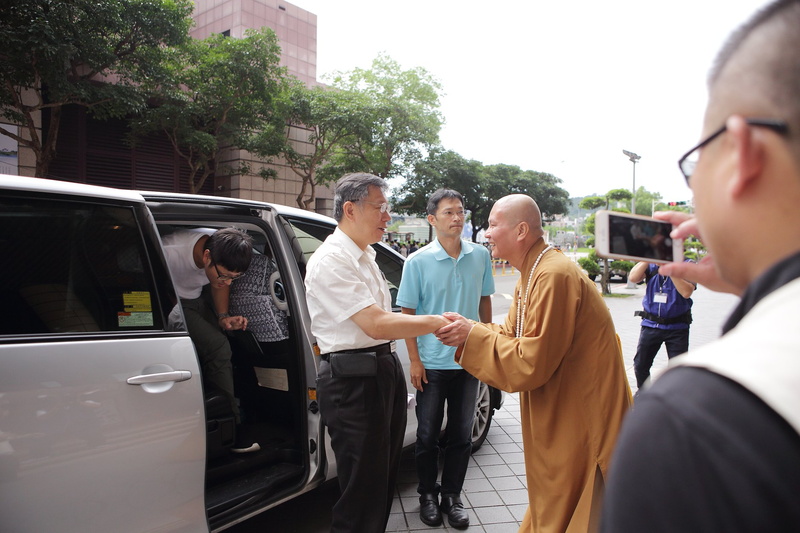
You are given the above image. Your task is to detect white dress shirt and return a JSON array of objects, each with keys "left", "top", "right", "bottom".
[{"left": 305, "top": 227, "right": 392, "bottom": 353}]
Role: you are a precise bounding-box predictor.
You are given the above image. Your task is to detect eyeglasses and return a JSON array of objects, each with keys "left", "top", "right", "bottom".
[
  {"left": 678, "top": 118, "right": 789, "bottom": 185},
  {"left": 437, "top": 209, "right": 466, "bottom": 218},
  {"left": 359, "top": 200, "right": 391, "bottom": 215},
  {"left": 213, "top": 263, "right": 243, "bottom": 282}
]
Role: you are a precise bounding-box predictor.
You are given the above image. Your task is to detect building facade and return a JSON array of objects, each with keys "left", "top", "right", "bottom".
[{"left": 7, "top": 0, "right": 335, "bottom": 214}]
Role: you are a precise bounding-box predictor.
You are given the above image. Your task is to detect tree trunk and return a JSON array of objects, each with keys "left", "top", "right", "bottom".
[
  {"left": 601, "top": 259, "right": 611, "bottom": 295},
  {"left": 37, "top": 106, "right": 62, "bottom": 178}
]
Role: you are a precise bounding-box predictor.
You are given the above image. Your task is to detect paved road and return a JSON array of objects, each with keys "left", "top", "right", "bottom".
[{"left": 230, "top": 265, "right": 739, "bottom": 532}]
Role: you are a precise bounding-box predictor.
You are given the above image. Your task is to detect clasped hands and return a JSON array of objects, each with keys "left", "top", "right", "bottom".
[{"left": 434, "top": 312, "right": 474, "bottom": 346}]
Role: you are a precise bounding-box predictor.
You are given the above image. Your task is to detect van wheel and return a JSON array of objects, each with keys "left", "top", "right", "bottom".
[{"left": 471, "top": 381, "right": 493, "bottom": 452}]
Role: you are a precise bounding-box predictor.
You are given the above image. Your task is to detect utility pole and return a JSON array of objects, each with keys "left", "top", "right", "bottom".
[{"left": 622, "top": 150, "right": 641, "bottom": 214}]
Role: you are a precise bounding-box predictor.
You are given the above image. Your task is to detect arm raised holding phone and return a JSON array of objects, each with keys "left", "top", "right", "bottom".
[{"left": 652, "top": 211, "right": 744, "bottom": 296}]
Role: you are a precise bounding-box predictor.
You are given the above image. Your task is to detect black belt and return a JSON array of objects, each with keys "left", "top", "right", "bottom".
[
  {"left": 635, "top": 310, "right": 693, "bottom": 325},
  {"left": 320, "top": 342, "right": 393, "bottom": 361}
]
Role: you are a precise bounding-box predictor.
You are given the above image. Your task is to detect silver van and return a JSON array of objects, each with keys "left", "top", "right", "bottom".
[{"left": 0, "top": 176, "right": 501, "bottom": 532}]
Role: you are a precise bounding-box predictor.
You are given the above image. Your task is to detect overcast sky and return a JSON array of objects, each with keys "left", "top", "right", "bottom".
[{"left": 294, "top": 0, "right": 770, "bottom": 203}]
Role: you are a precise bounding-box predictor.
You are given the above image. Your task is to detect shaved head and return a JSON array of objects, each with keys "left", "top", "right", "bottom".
[
  {"left": 707, "top": 0, "right": 800, "bottom": 163},
  {"left": 485, "top": 194, "right": 546, "bottom": 267},
  {"left": 494, "top": 194, "right": 544, "bottom": 237}
]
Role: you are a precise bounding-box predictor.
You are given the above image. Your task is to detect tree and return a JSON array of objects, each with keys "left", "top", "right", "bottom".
[
  {"left": 393, "top": 148, "right": 485, "bottom": 240},
  {"left": 473, "top": 164, "right": 570, "bottom": 240},
  {"left": 282, "top": 84, "right": 368, "bottom": 209},
  {"left": 322, "top": 53, "right": 444, "bottom": 181},
  {"left": 131, "top": 29, "right": 292, "bottom": 193},
  {"left": 579, "top": 188, "right": 634, "bottom": 295},
  {"left": 633, "top": 187, "right": 663, "bottom": 216},
  {"left": 0, "top": 0, "right": 193, "bottom": 177}
]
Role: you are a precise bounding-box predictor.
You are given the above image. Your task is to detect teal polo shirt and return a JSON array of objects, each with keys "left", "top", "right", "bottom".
[{"left": 396, "top": 238, "right": 495, "bottom": 369}]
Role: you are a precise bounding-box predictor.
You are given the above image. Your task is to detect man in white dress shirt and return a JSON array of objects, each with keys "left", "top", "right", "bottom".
[{"left": 305, "top": 173, "right": 450, "bottom": 533}]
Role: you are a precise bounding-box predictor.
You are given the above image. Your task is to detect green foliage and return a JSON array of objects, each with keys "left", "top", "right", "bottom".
[
  {"left": 583, "top": 213, "right": 596, "bottom": 236},
  {"left": 131, "top": 28, "right": 292, "bottom": 193},
  {"left": 607, "top": 188, "right": 633, "bottom": 203},
  {"left": 470, "top": 164, "right": 569, "bottom": 239},
  {"left": 579, "top": 196, "right": 607, "bottom": 211},
  {"left": 578, "top": 256, "right": 600, "bottom": 277},
  {"left": 0, "top": 0, "right": 194, "bottom": 177},
  {"left": 634, "top": 187, "right": 663, "bottom": 216},
  {"left": 610, "top": 260, "right": 634, "bottom": 272},
  {"left": 283, "top": 84, "right": 370, "bottom": 208},
  {"left": 393, "top": 151, "right": 570, "bottom": 241},
  {"left": 322, "top": 53, "right": 444, "bottom": 181},
  {"left": 394, "top": 148, "right": 484, "bottom": 218}
]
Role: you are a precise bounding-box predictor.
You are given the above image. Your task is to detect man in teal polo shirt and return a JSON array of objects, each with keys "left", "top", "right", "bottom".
[{"left": 397, "top": 189, "right": 494, "bottom": 529}]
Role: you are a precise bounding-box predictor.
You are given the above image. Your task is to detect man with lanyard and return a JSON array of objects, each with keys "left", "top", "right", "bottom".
[
  {"left": 601, "top": 1, "right": 800, "bottom": 530},
  {"left": 305, "top": 173, "right": 449, "bottom": 533},
  {"left": 629, "top": 260, "right": 695, "bottom": 392},
  {"left": 397, "top": 188, "right": 494, "bottom": 529}
]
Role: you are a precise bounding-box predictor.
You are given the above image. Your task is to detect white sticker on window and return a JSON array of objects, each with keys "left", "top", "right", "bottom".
[{"left": 118, "top": 312, "right": 154, "bottom": 327}]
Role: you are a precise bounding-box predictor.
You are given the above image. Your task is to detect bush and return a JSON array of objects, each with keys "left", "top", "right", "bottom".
[
  {"left": 578, "top": 256, "right": 600, "bottom": 278},
  {"left": 610, "top": 260, "right": 634, "bottom": 273}
]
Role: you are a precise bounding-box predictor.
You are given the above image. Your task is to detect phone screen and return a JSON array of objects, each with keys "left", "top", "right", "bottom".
[{"left": 608, "top": 214, "right": 675, "bottom": 262}]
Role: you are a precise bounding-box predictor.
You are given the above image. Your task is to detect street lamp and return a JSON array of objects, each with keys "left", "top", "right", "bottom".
[{"left": 622, "top": 150, "right": 641, "bottom": 214}]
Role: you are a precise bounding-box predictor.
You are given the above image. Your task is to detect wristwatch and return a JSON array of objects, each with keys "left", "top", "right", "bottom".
[{"left": 217, "top": 312, "right": 231, "bottom": 319}]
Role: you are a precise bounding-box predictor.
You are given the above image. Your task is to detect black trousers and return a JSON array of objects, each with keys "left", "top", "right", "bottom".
[
  {"left": 633, "top": 326, "right": 690, "bottom": 388},
  {"left": 317, "top": 348, "right": 408, "bottom": 533}
]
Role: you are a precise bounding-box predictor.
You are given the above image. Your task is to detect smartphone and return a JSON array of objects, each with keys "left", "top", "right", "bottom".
[{"left": 594, "top": 210, "right": 683, "bottom": 264}]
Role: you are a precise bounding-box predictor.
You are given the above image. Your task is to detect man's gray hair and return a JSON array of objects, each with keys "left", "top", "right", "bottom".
[{"left": 333, "top": 173, "right": 388, "bottom": 222}]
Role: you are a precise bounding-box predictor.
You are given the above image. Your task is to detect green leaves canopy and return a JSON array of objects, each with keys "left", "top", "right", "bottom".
[
  {"left": 395, "top": 150, "right": 570, "bottom": 241},
  {"left": 0, "top": 0, "right": 194, "bottom": 177},
  {"left": 131, "top": 28, "right": 292, "bottom": 193},
  {"left": 283, "top": 85, "right": 371, "bottom": 208},
  {"left": 322, "top": 53, "right": 444, "bottom": 181}
]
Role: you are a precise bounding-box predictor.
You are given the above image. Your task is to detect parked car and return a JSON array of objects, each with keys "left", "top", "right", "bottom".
[
  {"left": 0, "top": 176, "right": 502, "bottom": 533},
  {"left": 593, "top": 259, "right": 629, "bottom": 283}
]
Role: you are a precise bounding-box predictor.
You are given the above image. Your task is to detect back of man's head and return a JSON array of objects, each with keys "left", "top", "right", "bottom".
[
  {"left": 206, "top": 228, "right": 253, "bottom": 273},
  {"left": 709, "top": 0, "right": 800, "bottom": 165},
  {"left": 333, "top": 173, "right": 387, "bottom": 222}
]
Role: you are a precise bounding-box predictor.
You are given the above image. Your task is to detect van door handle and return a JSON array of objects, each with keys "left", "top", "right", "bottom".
[{"left": 127, "top": 370, "right": 192, "bottom": 385}]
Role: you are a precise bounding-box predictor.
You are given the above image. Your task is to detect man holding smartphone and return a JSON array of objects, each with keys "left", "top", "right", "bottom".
[
  {"left": 629, "top": 261, "right": 695, "bottom": 391},
  {"left": 602, "top": 1, "right": 800, "bottom": 530}
]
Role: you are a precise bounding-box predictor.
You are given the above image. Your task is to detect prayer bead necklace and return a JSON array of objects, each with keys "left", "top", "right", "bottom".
[{"left": 516, "top": 245, "right": 553, "bottom": 338}]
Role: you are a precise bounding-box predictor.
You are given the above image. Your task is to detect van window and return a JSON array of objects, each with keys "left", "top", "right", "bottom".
[
  {"left": 286, "top": 218, "right": 403, "bottom": 309},
  {"left": 0, "top": 197, "right": 165, "bottom": 335}
]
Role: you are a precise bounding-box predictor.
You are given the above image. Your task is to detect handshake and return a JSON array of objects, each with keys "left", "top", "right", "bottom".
[{"left": 432, "top": 312, "right": 474, "bottom": 346}]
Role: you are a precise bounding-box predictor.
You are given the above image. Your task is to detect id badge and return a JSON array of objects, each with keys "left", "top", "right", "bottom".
[{"left": 654, "top": 292, "right": 668, "bottom": 304}]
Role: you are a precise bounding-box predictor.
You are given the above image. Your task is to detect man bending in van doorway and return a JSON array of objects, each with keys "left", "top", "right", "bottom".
[
  {"left": 163, "top": 227, "right": 259, "bottom": 453},
  {"left": 397, "top": 189, "right": 495, "bottom": 529}
]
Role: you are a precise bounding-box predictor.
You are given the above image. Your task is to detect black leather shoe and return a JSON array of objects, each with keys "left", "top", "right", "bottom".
[
  {"left": 440, "top": 494, "right": 469, "bottom": 529},
  {"left": 419, "top": 493, "right": 442, "bottom": 526}
]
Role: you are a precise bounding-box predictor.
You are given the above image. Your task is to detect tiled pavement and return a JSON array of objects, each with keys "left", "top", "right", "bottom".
[{"left": 388, "top": 392, "right": 527, "bottom": 532}]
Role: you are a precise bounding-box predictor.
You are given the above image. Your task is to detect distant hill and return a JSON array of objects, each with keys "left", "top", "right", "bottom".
[{"left": 568, "top": 196, "right": 601, "bottom": 218}]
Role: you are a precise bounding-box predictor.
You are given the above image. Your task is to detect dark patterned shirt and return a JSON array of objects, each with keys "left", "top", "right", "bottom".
[{"left": 229, "top": 253, "right": 289, "bottom": 342}]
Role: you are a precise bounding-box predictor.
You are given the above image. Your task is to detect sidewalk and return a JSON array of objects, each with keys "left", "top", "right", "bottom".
[{"left": 385, "top": 283, "right": 739, "bottom": 532}]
